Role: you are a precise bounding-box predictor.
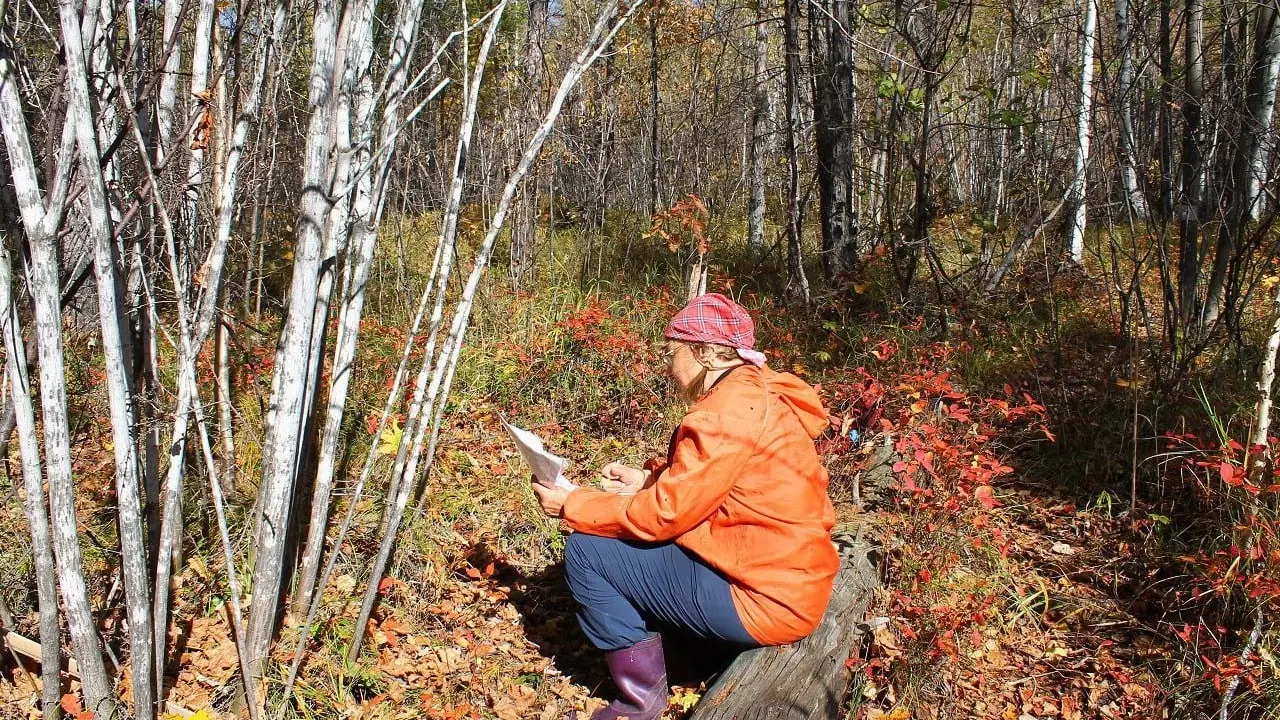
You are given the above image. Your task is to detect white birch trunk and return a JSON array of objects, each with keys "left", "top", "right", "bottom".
[
  {"left": 1115, "top": 0, "right": 1147, "bottom": 218},
  {"left": 30, "top": 233, "right": 115, "bottom": 717},
  {"left": 215, "top": 312, "right": 235, "bottom": 491},
  {"left": 350, "top": 10, "right": 509, "bottom": 657},
  {"left": 747, "top": 0, "right": 768, "bottom": 254},
  {"left": 182, "top": 0, "right": 217, "bottom": 255},
  {"left": 294, "top": 0, "right": 424, "bottom": 613},
  {"left": 1250, "top": 279, "right": 1280, "bottom": 480},
  {"left": 1066, "top": 0, "right": 1097, "bottom": 264},
  {"left": 0, "top": 2, "right": 117, "bottom": 713},
  {"left": 1203, "top": 1, "right": 1280, "bottom": 325},
  {"left": 246, "top": 0, "right": 342, "bottom": 684},
  {"left": 152, "top": 0, "right": 287, "bottom": 688},
  {"left": 0, "top": 243, "right": 61, "bottom": 720},
  {"left": 59, "top": 0, "right": 156, "bottom": 712},
  {"left": 155, "top": 0, "right": 184, "bottom": 164},
  {"left": 1246, "top": 3, "right": 1280, "bottom": 220}
]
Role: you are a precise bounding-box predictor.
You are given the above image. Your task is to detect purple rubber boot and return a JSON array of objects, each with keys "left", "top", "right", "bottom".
[{"left": 574, "top": 634, "right": 669, "bottom": 720}]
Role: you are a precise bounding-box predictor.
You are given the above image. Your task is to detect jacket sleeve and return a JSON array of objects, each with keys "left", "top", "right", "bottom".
[{"left": 563, "top": 410, "right": 755, "bottom": 541}]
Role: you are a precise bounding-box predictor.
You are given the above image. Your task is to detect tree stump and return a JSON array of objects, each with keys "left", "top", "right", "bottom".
[{"left": 689, "top": 537, "right": 878, "bottom": 720}]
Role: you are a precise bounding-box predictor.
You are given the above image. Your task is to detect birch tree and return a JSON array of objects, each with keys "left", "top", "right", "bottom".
[
  {"left": 293, "top": 0, "right": 427, "bottom": 614},
  {"left": 58, "top": 0, "right": 158, "bottom": 710},
  {"left": 0, "top": 245, "right": 60, "bottom": 720},
  {"left": 1066, "top": 0, "right": 1097, "bottom": 264},
  {"left": 152, "top": 0, "right": 288, "bottom": 688},
  {"left": 245, "top": 0, "right": 343, "bottom": 681},
  {"left": 1179, "top": 0, "right": 1205, "bottom": 325},
  {"left": 782, "top": 0, "right": 810, "bottom": 303},
  {"left": 1245, "top": 7, "right": 1280, "bottom": 221},
  {"left": 0, "top": 21, "right": 116, "bottom": 719},
  {"left": 1114, "top": 0, "right": 1147, "bottom": 219},
  {"left": 347, "top": 0, "right": 647, "bottom": 659},
  {"left": 747, "top": 0, "right": 769, "bottom": 255},
  {"left": 1202, "top": 0, "right": 1280, "bottom": 326},
  {"left": 349, "top": 1, "right": 512, "bottom": 660}
]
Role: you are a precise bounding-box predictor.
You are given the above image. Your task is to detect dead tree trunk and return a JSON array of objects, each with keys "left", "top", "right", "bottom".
[{"left": 810, "top": 0, "right": 857, "bottom": 280}]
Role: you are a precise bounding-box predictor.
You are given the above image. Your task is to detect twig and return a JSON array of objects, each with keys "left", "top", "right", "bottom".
[
  {"left": 189, "top": 391, "right": 259, "bottom": 720},
  {"left": 1217, "top": 606, "right": 1264, "bottom": 720}
]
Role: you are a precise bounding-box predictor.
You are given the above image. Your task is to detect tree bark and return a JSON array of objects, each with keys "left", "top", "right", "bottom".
[
  {"left": 1246, "top": 13, "right": 1280, "bottom": 221},
  {"left": 1249, "top": 278, "right": 1280, "bottom": 481},
  {"left": 747, "top": 0, "right": 769, "bottom": 255},
  {"left": 0, "top": 23, "right": 103, "bottom": 718},
  {"left": 0, "top": 244, "right": 61, "bottom": 720},
  {"left": 1202, "top": 0, "right": 1280, "bottom": 326},
  {"left": 810, "top": 0, "right": 857, "bottom": 280},
  {"left": 1178, "top": 0, "right": 1204, "bottom": 326},
  {"left": 246, "top": 0, "right": 340, "bottom": 686},
  {"left": 1066, "top": 0, "right": 1098, "bottom": 264},
  {"left": 59, "top": 0, "right": 156, "bottom": 711},
  {"left": 782, "top": 0, "right": 809, "bottom": 303},
  {"left": 509, "top": 0, "right": 548, "bottom": 292},
  {"left": 155, "top": 0, "right": 184, "bottom": 164},
  {"left": 293, "top": 0, "right": 423, "bottom": 615},
  {"left": 1115, "top": 0, "right": 1148, "bottom": 219}
]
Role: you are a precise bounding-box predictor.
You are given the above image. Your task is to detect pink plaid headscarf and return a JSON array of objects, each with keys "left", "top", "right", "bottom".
[{"left": 663, "top": 293, "right": 767, "bottom": 367}]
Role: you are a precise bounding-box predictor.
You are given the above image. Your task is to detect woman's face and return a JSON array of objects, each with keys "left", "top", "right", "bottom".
[{"left": 663, "top": 340, "right": 706, "bottom": 395}]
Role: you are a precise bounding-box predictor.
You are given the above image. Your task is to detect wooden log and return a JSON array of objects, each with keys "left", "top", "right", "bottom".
[
  {"left": 689, "top": 538, "right": 878, "bottom": 720},
  {"left": 2, "top": 628, "right": 78, "bottom": 675}
]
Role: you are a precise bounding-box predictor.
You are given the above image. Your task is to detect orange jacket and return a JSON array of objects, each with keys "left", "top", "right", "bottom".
[{"left": 562, "top": 365, "right": 839, "bottom": 646}]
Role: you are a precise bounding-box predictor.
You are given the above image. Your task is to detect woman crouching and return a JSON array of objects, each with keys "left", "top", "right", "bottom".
[{"left": 532, "top": 293, "right": 839, "bottom": 720}]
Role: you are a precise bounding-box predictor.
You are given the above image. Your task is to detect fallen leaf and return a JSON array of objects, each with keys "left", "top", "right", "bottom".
[{"left": 975, "top": 485, "right": 1000, "bottom": 509}]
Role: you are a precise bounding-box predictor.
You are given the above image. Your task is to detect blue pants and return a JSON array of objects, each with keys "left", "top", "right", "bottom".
[{"left": 564, "top": 533, "right": 758, "bottom": 651}]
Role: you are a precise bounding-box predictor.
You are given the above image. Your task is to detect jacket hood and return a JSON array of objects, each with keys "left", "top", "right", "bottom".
[{"left": 764, "top": 368, "right": 829, "bottom": 439}]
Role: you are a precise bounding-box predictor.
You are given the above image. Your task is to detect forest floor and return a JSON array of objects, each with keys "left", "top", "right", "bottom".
[{"left": 1, "top": 235, "right": 1275, "bottom": 719}]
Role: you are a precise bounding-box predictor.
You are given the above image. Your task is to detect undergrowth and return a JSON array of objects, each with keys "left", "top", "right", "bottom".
[{"left": 1, "top": 213, "right": 1277, "bottom": 719}]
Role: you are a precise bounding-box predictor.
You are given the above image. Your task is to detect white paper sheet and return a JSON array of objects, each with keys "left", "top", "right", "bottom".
[{"left": 499, "top": 416, "right": 576, "bottom": 490}]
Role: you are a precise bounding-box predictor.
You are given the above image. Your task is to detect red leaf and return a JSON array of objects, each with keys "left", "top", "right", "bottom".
[
  {"left": 1221, "top": 461, "right": 1243, "bottom": 487},
  {"left": 975, "top": 485, "right": 1000, "bottom": 509},
  {"left": 60, "top": 694, "right": 93, "bottom": 720}
]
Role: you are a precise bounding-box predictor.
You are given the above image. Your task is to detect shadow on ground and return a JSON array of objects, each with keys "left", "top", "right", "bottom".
[{"left": 464, "top": 542, "right": 744, "bottom": 698}]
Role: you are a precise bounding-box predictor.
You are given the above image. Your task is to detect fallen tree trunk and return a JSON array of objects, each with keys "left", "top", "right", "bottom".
[{"left": 690, "top": 537, "right": 878, "bottom": 720}]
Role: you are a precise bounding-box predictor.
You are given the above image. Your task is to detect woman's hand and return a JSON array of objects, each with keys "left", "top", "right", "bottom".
[
  {"left": 599, "top": 461, "right": 647, "bottom": 494},
  {"left": 532, "top": 483, "right": 572, "bottom": 518}
]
